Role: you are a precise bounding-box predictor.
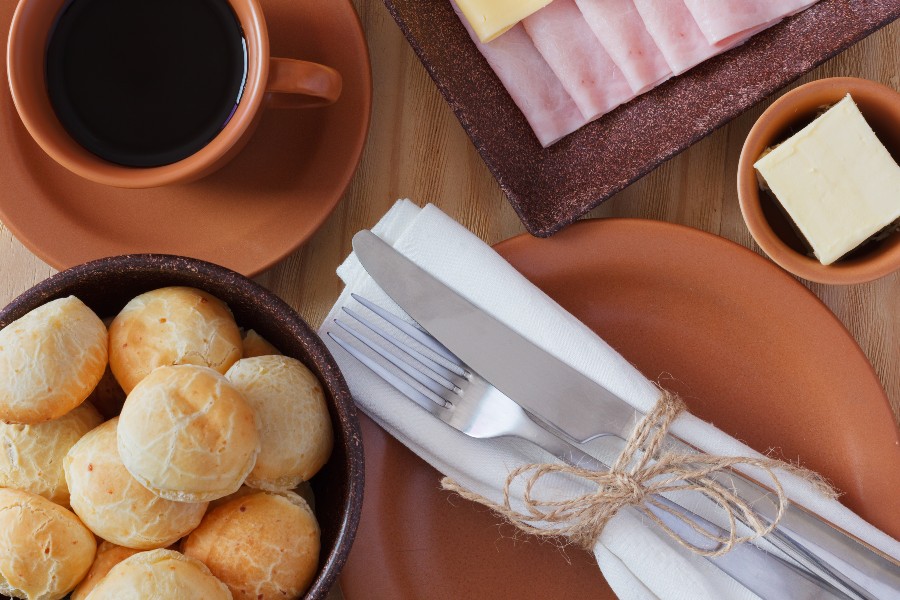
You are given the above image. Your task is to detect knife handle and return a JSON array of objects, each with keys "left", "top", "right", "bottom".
[
  {"left": 507, "top": 416, "right": 850, "bottom": 599},
  {"left": 657, "top": 433, "right": 899, "bottom": 599}
]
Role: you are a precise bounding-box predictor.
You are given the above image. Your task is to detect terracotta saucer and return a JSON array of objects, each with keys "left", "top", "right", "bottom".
[
  {"left": 340, "top": 219, "right": 900, "bottom": 600},
  {"left": 0, "top": 0, "right": 371, "bottom": 277}
]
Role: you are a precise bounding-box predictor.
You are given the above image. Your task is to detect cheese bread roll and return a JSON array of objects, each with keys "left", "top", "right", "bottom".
[
  {"left": 0, "top": 296, "right": 107, "bottom": 424},
  {"left": 108, "top": 287, "right": 242, "bottom": 393},
  {"left": 65, "top": 419, "right": 208, "bottom": 548},
  {"left": 0, "top": 488, "right": 96, "bottom": 600},
  {"left": 183, "top": 491, "right": 319, "bottom": 600},
  {"left": 226, "top": 356, "right": 333, "bottom": 491},
  {"left": 83, "top": 549, "right": 231, "bottom": 600},
  {"left": 0, "top": 402, "right": 102, "bottom": 506},
  {"left": 118, "top": 365, "right": 260, "bottom": 502}
]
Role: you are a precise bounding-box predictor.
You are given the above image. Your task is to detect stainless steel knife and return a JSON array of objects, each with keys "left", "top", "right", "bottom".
[{"left": 352, "top": 229, "right": 900, "bottom": 599}]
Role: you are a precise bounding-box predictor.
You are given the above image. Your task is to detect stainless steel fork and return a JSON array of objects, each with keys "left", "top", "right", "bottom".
[{"left": 326, "top": 294, "right": 850, "bottom": 600}]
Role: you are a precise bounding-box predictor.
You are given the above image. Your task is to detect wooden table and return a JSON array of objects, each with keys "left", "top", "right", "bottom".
[
  {"left": 0, "top": 4, "right": 895, "bottom": 599},
  {"left": 7, "top": 2, "right": 894, "bottom": 422},
  {"left": 0, "top": 7, "right": 896, "bottom": 399}
]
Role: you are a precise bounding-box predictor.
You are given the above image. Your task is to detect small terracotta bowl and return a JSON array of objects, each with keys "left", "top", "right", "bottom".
[
  {"left": 0, "top": 255, "right": 364, "bottom": 600},
  {"left": 737, "top": 77, "right": 900, "bottom": 284}
]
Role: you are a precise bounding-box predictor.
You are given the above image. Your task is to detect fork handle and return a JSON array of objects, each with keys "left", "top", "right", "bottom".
[
  {"left": 655, "top": 433, "right": 898, "bottom": 599},
  {"left": 507, "top": 417, "right": 850, "bottom": 600}
]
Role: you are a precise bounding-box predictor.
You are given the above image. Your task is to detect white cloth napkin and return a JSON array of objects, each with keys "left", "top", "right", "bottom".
[{"left": 319, "top": 200, "right": 900, "bottom": 600}]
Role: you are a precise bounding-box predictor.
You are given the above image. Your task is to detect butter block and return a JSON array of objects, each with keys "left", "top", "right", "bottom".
[
  {"left": 754, "top": 94, "right": 900, "bottom": 265},
  {"left": 455, "top": 0, "right": 553, "bottom": 42}
]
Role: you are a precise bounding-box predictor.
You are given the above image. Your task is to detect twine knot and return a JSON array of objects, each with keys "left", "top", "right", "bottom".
[
  {"left": 611, "top": 472, "right": 645, "bottom": 503},
  {"left": 442, "top": 390, "right": 837, "bottom": 557}
]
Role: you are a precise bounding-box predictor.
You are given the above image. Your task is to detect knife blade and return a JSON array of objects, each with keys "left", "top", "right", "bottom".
[
  {"left": 352, "top": 229, "right": 900, "bottom": 599},
  {"left": 352, "top": 230, "right": 641, "bottom": 444}
]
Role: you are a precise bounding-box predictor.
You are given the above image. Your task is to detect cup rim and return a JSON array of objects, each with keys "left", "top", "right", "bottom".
[
  {"left": 737, "top": 77, "right": 900, "bottom": 285},
  {"left": 6, "top": 0, "right": 270, "bottom": 188}
]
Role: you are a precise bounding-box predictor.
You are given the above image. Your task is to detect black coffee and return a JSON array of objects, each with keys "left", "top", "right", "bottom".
[{"left": 46, "top": 0, "right": 247, "bottom": 167}]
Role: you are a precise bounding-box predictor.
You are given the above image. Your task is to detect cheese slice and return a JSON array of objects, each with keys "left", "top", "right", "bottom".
[
  {"left": 754, "top": 94, "right": 900, "bottom": 265},
  {"left": 455, "top": 0, "right": 553, "bottom": 42}
]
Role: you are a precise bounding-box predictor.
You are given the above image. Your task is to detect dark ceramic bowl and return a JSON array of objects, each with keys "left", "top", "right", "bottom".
[{"left": 0, "top": 254, "right": 364, "bottom": 600}]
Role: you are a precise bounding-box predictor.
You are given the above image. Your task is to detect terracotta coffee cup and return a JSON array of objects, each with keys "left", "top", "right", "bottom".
[{"left": 7, "top": 0, "right": 342, "bottom": 188}]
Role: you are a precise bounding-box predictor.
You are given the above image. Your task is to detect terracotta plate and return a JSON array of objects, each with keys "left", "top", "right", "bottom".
[
  {"left": 341, "top": 219, "right": 900, "bottom": 599},
  {"left": 0, "top": 0, "right": 371, "bottom": 277},
  {"left": 382, "top": 0, "right": 899, "bottom": 236}
]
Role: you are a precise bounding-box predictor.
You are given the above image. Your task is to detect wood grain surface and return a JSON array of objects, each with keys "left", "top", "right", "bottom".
[
  {"left": 0, "top": 4, "right": 896, "bottom": 598},
  {"left": 0, "top": 6, "right": 897, "bottom": 428}
]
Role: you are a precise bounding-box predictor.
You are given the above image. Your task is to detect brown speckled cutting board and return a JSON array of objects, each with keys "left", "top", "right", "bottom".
[{"left": 383, "top": 0, "right": 900, "bottom": 236}]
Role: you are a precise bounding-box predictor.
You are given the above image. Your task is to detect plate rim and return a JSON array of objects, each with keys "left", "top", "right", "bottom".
[{"left": 496, "top": 217, "right": 893, "bottom": 422}]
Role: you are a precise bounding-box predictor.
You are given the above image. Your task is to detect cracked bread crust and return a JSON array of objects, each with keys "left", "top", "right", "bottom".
[
  {"left": 0, "top": 402, "right": 102, "bottom": 506},
  {"left": 82, "top": 549, "right": 231, "bottom": 600},
  {"left": 0, "top": 488, "right": 96, "bottom": 600},
  {"left": 0, "top": 296, "right": 107, "bottom": 424},
  {"left": 182, "top": 490, "right": 320, "bottom": 600},
  {"left": 226, "top": 356, "right": 333, "bottom": 492},
  {"left": 65, "top": 419, "right": 208, "bottom": 549},
  {"left": 108, "top": 287, "right": 242, "bottom": 394},
  {"left": 117, "top": 365, "right": 260, "bottom": 503}
]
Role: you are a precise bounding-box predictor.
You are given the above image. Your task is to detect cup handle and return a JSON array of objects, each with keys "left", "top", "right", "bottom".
[{"left": 265, "top": 57, "right": 342, "bottom": 109}]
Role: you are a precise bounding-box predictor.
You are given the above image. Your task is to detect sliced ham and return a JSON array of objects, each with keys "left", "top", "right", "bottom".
[
  {"left": 632, "top": 0, "right": 765, "bottom": 75},
  {"left": 574, "top": 0, "right": 671, "bottom": 94},
  {"left": 632, "top": 0, "right": 726, "bottom": 75},
  {"left": 522, "top": 0, "right": 634, "bottom": 121},
  {"left": 446, "top": 0, "right": 822, "bottom": 147},
  {"left": 683, "top": 0, "right": 818, "bottom": 45},
  {"left": 452, "top": 0, "right": 587, "bottom": 147}
]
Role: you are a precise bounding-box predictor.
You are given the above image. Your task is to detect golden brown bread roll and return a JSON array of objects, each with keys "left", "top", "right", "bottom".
[
  {"left": 65, "top": 419, "right": 208, "bottom": 549},
  {"left": 226, "top": 356, "right": 333, "bottom": 491},
  {"left": 182, "top": 491, "right": 320, "bottom": 600},
  {"left": 117, "top": 365, "right": 260, "bottom": 502},
  {"left": 0, "top": 488, "right": 96, "bottom": 600},
  {"left": 108, "top": 287, "right": 242, "bottom": 393},
  {"left": 0, "top": 402, "right": 102, "bottom": 506},
  {"left": 82, "top": 549, "right": 231, "bottom": 600},
  {"left": 241, "top": 329, "right": 282, "bottom": 358},
  {"left": 0, "top": 296, "right": 107, "bottom": 424},
  {"left": 70, "top": 542, "right": 140, "bottom": 600}
]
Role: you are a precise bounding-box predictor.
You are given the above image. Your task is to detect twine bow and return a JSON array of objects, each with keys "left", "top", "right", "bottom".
[{"left": 442, "top": 390, "right": 836, "bottom": 556}]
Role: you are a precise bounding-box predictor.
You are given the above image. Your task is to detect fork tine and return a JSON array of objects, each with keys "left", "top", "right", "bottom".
[
  {"left": 342, "top": 306, "right": 462, "bottom": 389},
  {"left": 352, "top": 293, "right": 468, "bottom": 373},
  {"left": 332, "top": 318, "right": 454, "bottom": 403},
  {"left": 327, "top": 332, "right": 444, "bottom": 410}
]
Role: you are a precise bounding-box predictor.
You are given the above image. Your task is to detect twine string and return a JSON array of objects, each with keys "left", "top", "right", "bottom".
[{"left": 442, "top": 390, "right": 836, "bottom": 556}]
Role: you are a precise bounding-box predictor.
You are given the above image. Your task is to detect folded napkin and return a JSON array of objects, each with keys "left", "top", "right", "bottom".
[{"left": 319, "top": 201, "right": 899, "bottom": 600}]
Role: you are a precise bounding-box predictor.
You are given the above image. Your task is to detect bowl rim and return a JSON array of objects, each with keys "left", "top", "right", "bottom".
[
  {"left": 0, "top": 253, "right": 365, "bottom": 600},
  {"left": 737, "top": 76, "right": 900, "bottom": 285}
]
